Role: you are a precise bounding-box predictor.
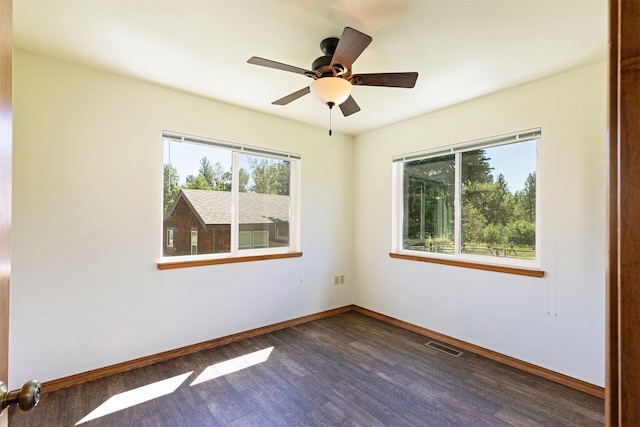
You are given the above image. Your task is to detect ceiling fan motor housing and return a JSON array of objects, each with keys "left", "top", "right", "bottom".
[
  {"left": 312, "top": 55, "right": 333, "bottom": 77},
  {"left": 312, "top": 37, "right": 348, "bottom": 78}
]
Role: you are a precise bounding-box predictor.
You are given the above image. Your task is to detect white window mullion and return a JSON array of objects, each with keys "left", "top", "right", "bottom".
[
  {"left": 231, "top": 151, "right": 240, "bottom": 255},
  {"left": 454, "top": 152, "right": 462, "bottom": 255},
  {"left": 290, "top": 158, "right": 301, "bottom": 252},
  {"left": 535, "top": 140, "right": 541, "bottom": 266},
  {"left": 391, "top": 162, "right": 402, "bottom": 252}
]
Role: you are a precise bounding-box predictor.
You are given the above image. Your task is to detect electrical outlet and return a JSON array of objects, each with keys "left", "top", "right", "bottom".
[
  {"left": 339, "top": 275, "right": 345, "bottom": 285},
  {"left": 334, "top": 276, "right": 340, "bottom": 285}
]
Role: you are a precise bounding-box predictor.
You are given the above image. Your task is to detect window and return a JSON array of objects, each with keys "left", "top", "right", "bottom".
[
  {"left": 238, "top": 231, "right": 252, "bottom": 249},
  {"left": 275, "top": 221, "right": 289, "bottom": 240},
  {"left": 252, "top": 230, "right": 269, "bottom": 248},
  {"left": 166, "top": 228, "right": 174, "bottom": 248},
  {"left": 393, "top": 129, "right": 539, "bottom": 269},
  {"left": 190, "top": 229, "right": 198, "bottom": 255},
  {"left": 237, "top": 230, "right": 270, "bottom": 249},
  {"left": 161, "top": 131, "right": 300, "bottom": 264}
]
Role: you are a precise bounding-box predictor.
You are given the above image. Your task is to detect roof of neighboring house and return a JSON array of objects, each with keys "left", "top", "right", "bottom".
[{"left": 168, "top": 189, "right": 289, "bottom": 226}]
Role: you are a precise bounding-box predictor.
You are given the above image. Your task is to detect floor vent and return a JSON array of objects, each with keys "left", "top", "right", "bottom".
[{"left": 425, "top": 341, "right": 463, "bottom": 357}]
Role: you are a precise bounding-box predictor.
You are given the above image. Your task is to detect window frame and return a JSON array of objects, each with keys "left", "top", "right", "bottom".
[
  {"left": 158, "top": 131, "right": 302, "bottom": 269},
  {"left": 391, "top": 129, "right": 543, "bottom": 276}
]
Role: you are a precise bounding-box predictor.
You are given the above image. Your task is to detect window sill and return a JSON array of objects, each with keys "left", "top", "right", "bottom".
[
  {"left": 389, "top": 252, "right": 544, "bottom": 278},
  {"left": 157, "top": 251, "right": 303, "bottom": 270}
]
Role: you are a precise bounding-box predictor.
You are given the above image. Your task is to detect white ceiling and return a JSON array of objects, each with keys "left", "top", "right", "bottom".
[{"left": 13, "top": 0, "right": 607, "bottom": 136}]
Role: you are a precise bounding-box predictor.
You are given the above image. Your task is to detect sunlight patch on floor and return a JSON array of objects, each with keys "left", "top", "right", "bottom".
[
  {"left": 73, "top": 346, "right": 275, "bottom": 424},
  {"left": 75, "top": 372, "right": 193, "bottom": 425},
  {"left": 190, "top": 346, "right": 274, "bottom": 386}
]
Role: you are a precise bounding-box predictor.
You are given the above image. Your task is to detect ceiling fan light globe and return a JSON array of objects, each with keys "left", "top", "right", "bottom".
[{"left": 310, "top": 77, "right": 352, "bottom": 106}]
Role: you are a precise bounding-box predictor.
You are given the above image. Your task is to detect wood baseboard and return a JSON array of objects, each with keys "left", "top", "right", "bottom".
[
  {"left": 351, "top": 305, "right": 604, "bottom": 399},
  {"left": 42, "top": 304, "right": 604, "bottom": 400},
  {"left": 41, "top": 305, "right": 353, "bottom": 394}
]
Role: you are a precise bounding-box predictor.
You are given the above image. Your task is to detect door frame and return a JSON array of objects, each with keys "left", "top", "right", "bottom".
[
  {"left": 606, "top": 0, "right": 640, "bottom": 425},
  {"left": 0, "top": 0, "right": 12, "bottom": 426}
]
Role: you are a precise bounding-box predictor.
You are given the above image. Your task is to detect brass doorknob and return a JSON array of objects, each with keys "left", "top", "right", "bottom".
[{"left": 0, "top": 380, "right": 41, "bottom": 412}]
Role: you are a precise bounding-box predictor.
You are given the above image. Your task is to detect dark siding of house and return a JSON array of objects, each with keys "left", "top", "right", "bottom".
[
  {"left": 163, "top": 198, "right": 228, "bottom": 256},
  {"left": 212, "top": 225, "right": 231, "bottom": 253}
]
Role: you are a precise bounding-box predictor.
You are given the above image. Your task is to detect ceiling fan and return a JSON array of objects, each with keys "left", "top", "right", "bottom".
[{"left": 248, "top": 27, "right": 418, "bottom": 134}]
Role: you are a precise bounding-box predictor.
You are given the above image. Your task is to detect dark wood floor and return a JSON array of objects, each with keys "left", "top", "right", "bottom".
[{"left": 9, "top": 312, "right": 603, "bottom": 426}]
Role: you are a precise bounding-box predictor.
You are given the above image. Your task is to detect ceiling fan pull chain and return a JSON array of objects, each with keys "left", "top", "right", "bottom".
[{"left": 329, "top": 105, "right": 332, "bottom": 136}]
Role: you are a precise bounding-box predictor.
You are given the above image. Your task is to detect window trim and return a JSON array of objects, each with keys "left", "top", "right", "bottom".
[
  {"left": 157, "top": 251, "right": 303, "bottom": 270},
  {"left": 389, "top": 252, "right": 544, "bottom": 277},
  {"left": 391, "top": 129, "right": 542, "bottom": 275},
  {"left": 160, "top": 131, "right": 301, "bottom": 267},
  {"left": 163, "top": 131, "right": 301, "bottom": 160}
]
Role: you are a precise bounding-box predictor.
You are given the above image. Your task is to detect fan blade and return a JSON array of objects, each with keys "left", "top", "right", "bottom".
[
  {"left": 248, "top": 57, "right": 315, "bottom": 77},
  {"left": 339, "top": 96, "right": 361, "bottom": 117},
  {"left": 351, "top": 72, "right": 418, "bottom": 88},
  {"left": 331, "top": 27, "right": 372, "bottom": 71},
  {"left": 272, "top": 87, "right": 310, "bottom": 105}
]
